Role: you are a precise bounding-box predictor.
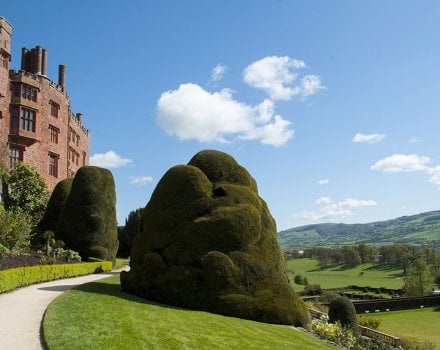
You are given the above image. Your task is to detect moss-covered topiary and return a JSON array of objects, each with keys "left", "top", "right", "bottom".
[
  {"left": 328, "top": 296, "right": 358, "bottom": 330},
  {"left": 38, "top": 178, "right": 73, "bottom": 234},
  {"left": 121, "top": 150, "right": 310, "bottom": 326},
  {"left": 55, "top": 166, "right": 118, "bottom": 263}
]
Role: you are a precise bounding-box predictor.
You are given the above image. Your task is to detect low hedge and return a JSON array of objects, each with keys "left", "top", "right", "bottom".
[{"left": 0, "top": 261, "right": 113, "bottom": 293}]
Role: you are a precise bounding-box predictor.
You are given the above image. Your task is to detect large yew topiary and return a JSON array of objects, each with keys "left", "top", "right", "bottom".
[
  {"left": 55, "top": 166, "right": 118, "bottom": 263},
  {"left": 121, "top": 150, "right": 310, "bottom": 326},
  {"left": 38, "top": 178, "right": 73, "bottom": 234}
]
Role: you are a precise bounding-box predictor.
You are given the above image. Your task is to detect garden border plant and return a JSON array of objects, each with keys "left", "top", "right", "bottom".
[{"left": 0, "top": 261, "right": 112, "bottom": 293}]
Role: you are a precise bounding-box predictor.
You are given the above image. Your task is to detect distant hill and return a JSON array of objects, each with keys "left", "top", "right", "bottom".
[{"left": 278, "top": 210, "right": 440, "bottom": 250}]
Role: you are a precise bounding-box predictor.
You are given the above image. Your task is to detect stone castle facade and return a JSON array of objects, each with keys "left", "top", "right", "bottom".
[{"left": 0, "top": 16, "right": 89, "bottom": 191}]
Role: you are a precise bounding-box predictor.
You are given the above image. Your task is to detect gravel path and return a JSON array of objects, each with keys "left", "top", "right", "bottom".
[{"left": 0, "top": 269, "right": 125, "bottom": 350}]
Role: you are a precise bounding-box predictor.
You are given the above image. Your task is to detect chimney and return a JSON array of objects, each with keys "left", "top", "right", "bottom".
[
  {"left": 58, "top": 64, "right": 66, "bottom": 91},
  {"left": 30, "top": 48, "right": 37, "bottom": 73},
  {"left": 21, "top": 47, "right": 29, "bottom": 71},
  {"left": 35, "top": 46, "right": 43, "bottom": 74},
  {"left": 41, "top": 49, "right": 48, "bottom": 76}
]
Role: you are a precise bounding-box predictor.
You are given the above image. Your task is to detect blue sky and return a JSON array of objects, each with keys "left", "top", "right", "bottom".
[{"left": 2, "top": 1, "right": 440, "bottom": 230}]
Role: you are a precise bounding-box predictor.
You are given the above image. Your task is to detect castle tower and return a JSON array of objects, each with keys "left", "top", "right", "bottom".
[{"left": 0, "top": 17, "right": 12, "bottom": 121}]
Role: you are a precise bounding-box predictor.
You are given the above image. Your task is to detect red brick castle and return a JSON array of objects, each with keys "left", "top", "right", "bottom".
[{"left": 0, "top": 16, "right": 90, "bottom": 191}]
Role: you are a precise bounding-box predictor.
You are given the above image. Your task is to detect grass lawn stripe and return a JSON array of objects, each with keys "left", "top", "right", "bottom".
[{"left": 43, "top": 275, "right": 336, "bottom": 350}]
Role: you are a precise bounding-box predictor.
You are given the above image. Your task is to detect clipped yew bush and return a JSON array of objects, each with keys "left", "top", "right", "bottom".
[
  {"left": 38, "top": 178, "right": 73, "bottom": 234},
  {"left": 121, "top": 150, "right": 310, "bottom": 326},
  {"left": 55, "top": 166, "right": 118, "bottom": 263},
  {"left": 328, "top": 296, "right": 358, "bottom": 330}
]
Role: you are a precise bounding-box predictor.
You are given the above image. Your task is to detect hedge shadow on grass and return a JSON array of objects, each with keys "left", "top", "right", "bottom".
[{"left": 72, "top": 277, "right": 186, "bottom": 312}]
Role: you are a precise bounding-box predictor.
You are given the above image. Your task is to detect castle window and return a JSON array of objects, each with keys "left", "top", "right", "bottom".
[
  {"left": 9, "top": 147, "right": 23, "bottom": 169},
  {"left": 12, "top": 83, "right": 20, "bottom": 97},
  {"left": 20, "top": 107, "right": 36, "bottom": 132},
  {"left": 11, "top": 106, "right": 19, "bottom": 129},
  {"left": 49, "top": 125, "right": 59, "bottom": 144},
  {"left": 50, "top": 101, "right": 59, "bottom": 118},
  {"left": 49, "top": 153, "right": 59, "bottom": 177},
  {"left": 21, "top": 84, "right": 37, "bottom": 102}
]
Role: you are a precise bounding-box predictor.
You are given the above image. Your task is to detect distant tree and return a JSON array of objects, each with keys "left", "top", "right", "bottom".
[
  {"left": 405, "top": 258, "right": 434, "bottom": 296},
  {"left": 4, "top": 162, "right": 48, "bottom": 224},
  {"left": 356, "top": 244, "right": 377, "bottom": 264},
  {"left": 117, "top": 207, "right": 143, "bottom": 257},
  {"left": 342, "top": 246, "right": 361, "bottom": 267}
]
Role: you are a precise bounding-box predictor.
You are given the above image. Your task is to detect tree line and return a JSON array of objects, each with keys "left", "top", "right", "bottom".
[{"left": 286, "top": 243, "right": 440, "bottom": 296}]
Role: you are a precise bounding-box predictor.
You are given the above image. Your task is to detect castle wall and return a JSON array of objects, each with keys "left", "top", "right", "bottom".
[{"left": 0, "top": 16, "right": 90, "bottom": 192}]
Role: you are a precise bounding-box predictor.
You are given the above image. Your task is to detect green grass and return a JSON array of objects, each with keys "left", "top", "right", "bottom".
[
  {"left": 43, "top": 275, "right": 336, "bottom": 350},
  {"left": 287, "top": 258, "right": 404, "bottom": 291},
  {"left": 374, "top": 308, "right": 440, "bottom": 348},
  {"left": 114, "top": 258, "right": 129, "bottom": 269}
]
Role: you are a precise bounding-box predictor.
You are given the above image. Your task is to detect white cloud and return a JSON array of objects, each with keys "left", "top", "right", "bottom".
[
  {"left": 372, "top": 153, "right": 440, "bottom": 186},
  {"left": 428, "top": 166, "right": 440, "bottom": 185},
  {"left": 243, "top": 56, "right": 323, "bottom": 100},
  {"left": 318, "top": 179, "right": 330, "bottom": 185},
  {"left": 315, "top": 196, "right": 332, "bottom": 205},
  {"left": 211, "top": 64, "right": 227, "bottom": 82},
  {"left": 340, "top": 198, "right": 377, "bottom": 208},
  {"left": 129, "top": 176, "right": 153, "bottom": 186},
  {"left": 371, "top": 154, "right": 430, "bottom": 172},
  {"left": 156, "top": 83, "right": 293, "bottom": 147},
  {"left": 353, "top": 133, "right": 386, "bottom": 143},
  {"left": 300, "top": 75, "right": 324, "bottom": 97},
  {"left": 296, "top": 197, "right": 377, "bottom": 223},
  {"left": 409, "top": 136, "right": 422, "bottom": 143},
  {"left": 89, "top": 151, "right": 132, "bottom": 169}
]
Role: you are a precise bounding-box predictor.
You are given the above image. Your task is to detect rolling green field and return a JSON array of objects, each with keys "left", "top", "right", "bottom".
[
  {"left": 374, "top": 308, "right": 440, "bottom": 349},
  {"left": 287, "top": 258, "right": 404, "bottom": 291},
  {"left": 278, "top": 210, "right": 440, "bottom": 249},
  {"left": 43, "top": 275, "right": 336, "bottom": 350}
]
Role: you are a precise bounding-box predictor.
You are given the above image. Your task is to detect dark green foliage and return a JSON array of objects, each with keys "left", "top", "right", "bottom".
[
  {"left": 121, "top": 150, "right": 309, "bottom": 326},
  {"left": 36, "top": 178, "right": 73, "bottom": 246},
  {"left": 328, "top": 296, "right": 358, "bottom": 330},
  {"left": 55, "top": 166, "right": 118, "bottom": 263},
  {"left": 4, "top": 162, "right": 48, "bottom": 223},
  {"left": 117, "top": 208, "right": 143, "bottom": 257},
  {"left": 0, "top": 204, "right": 32, "bottom": 251}
]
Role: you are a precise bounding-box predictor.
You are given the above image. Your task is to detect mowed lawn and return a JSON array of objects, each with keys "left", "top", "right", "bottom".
[
  {"left": 287, "top": 258, "right": 404, "bottom": 291},
  {"left": 374, "top": 308, "right": 440, "bottom": 348},
  {"left": 43, "top": 275, "right": 336, "bottom": 350}
]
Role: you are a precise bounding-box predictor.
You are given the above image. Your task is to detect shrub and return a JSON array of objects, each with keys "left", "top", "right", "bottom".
[
  {"left": 4, "top": 162, "right": 48, "bottom": 223},
  {"left": 0, "top": 261, "right": 112, "bottom": 293},
  {"left": 356, "top": 315, "right": 381, "bottom": 330},
  {"left": 400, "top": 336, "right": 436, "bottom": 350},
  {"left": 310, "top": 317, "right": 356, "bottom": 348},
  {"left": 55, "top": 166, "right": 118, "bottom": 263},
  {"left": 121, "top": 150, "right": 309, "bottom": 326},
  {"left": 319, "top": 290, "right": 341, "bottom": 303},
  {"left": 304, "top": 284, "right": 321, "bottom": 295},
  {"left": 294, "top": 274, "right": 306, "bottom": 285},
  {"left": 0, "top": 204, "right": 32, "bottom": 251},
  {"left": 328, "top": 296, "right": 358, "bottom": 330},
  {"left": 36, "top": 178, "right": 73, "bottom": 246},
  {"left": 0, "top": 243, "right": 9, "bottom": 258}
]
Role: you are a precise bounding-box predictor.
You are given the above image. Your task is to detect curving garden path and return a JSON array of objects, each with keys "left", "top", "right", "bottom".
[{"left": 0, "top": 269, "right": 126, "bottom": 350}]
